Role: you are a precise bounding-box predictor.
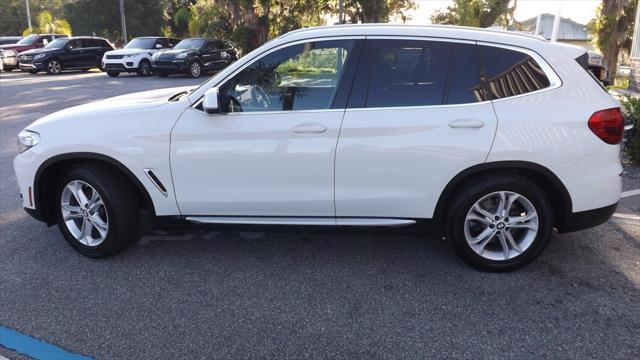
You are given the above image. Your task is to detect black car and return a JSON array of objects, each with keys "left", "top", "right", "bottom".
[
  {"left": 19, "top": 36, "right": 114, "bottom": 74},
  {"left": 101, "top": 36, "right": 182, "bottom": 77},
  {"left": 151, "top": 38, "right": 238, "bottom": 78}
]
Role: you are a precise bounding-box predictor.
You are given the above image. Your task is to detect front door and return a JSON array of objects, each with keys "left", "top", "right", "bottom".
[{"left": 171, "top": 38, "right": 363, "bottom": 216}]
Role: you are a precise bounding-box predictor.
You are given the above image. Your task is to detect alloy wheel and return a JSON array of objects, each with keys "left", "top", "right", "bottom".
[
  {"left": 60, "top": 180, "right": 109, "bottom": 247},
  {"left": 48, "top": 60, "right": 61, "bottom": 74},
  {"left": 463, "top": 191, "right": 539, "bottom": 261},
  {"left": 190, "top": 62, "right": 201, "bottom": 77}
]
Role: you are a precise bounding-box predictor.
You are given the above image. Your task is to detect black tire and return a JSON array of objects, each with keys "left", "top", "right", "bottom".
[
  {"left": 55, "top": 163, "right": 140, "bottom": 258},
  {"left": 136, "top": 59, "right": 152, "bottom": 76},
  {"left": 156, "top": 71, "right": 168, "bottom": 77},
  {"left": 187, "top": 60, "right": 202, "bottom": 78},
  {"left": 107, "top": 72, "right": 120, "bottom": 77},
  {"left": 445, "top": 174, "right": 553, "bottom": 272},
  {"left": 45, "top": 59, "right": 62, "bottom": 75}
]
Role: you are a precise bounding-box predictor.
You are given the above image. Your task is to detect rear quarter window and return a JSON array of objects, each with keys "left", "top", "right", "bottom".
[{"left": 480, "top": 45, "right": 551, "bottom": 99}]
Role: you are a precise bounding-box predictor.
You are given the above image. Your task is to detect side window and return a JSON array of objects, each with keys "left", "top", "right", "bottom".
[
  {"left": 365, "top": 39, "right": 450, "bottom": 108},
  {"left": 446, "top": 43, "right": 487, "bottom": 104},
  {"left": 480, "top": 45, "right": 551, "bottom": 99},
  {"left": 67, "top": 40, "right": 80, "bottom": 49},
  {"left": 214, "top": 41, "right": 226, "bottom": 50},
  {"left": 203, "top": 41, "right": 216, "bottom": 52},
  {"left": 219, "top": 39, "right": 356, "bottom": 112}
]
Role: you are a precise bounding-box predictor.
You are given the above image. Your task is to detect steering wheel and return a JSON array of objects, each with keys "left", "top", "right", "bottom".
[{"left": 250, "top": 85, "right": 272, "bottom": 108}]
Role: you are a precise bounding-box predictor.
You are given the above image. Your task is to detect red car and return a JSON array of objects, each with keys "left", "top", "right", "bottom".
[{"left": 0, "top": 34, "right": 67, "bottom": 71}]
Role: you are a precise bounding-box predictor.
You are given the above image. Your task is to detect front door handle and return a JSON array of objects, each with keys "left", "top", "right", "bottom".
[
  {"left": 292, "top": 123, "right": 327, "bottom": 134},
  {"left": 448, "top": 119, "right": 485, "bottom": 128}
]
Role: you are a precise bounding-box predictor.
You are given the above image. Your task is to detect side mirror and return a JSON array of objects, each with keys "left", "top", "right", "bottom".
[
  {"left": 203, "top": 88, "right": 219, "bottom": 114},
  {"left": 65, "top": 45, "right": 72, "bottom": 51},
  {"left": 155, "top": 43, "right": 162, "bottom": 49}
]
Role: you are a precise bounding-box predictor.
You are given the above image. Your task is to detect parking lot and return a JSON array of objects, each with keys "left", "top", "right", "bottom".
[{"left": 1, "top": 70, "right": 639, "bottom": 359}]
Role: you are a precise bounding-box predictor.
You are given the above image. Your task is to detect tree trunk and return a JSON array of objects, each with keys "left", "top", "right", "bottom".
[{"left": 606, "top": 45, "right": 620, "bottom": 84}]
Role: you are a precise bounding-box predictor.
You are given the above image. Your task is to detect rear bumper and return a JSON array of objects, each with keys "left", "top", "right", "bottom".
[{"left": 558, "top": 202, "right": 618, "bottom": 233}]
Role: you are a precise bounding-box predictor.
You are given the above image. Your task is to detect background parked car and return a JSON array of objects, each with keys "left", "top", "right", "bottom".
[
  {"left": 18, "top": 36, "right": 114, "bottom": 75},
  {"left": 151, "top": 38, "right": 238, "bottom": 78},
  {"left": 0, "top": 36, "right": 21, "bottom": 45},
  {"left": 102, "top": 36, "right": 181, "bottom": 77},
  {"left": 0, "top": 34, "right": 66, "bottom": 72}
]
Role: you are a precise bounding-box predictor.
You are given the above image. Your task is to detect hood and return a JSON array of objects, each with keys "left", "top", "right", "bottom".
[
  {"left": 105, "top": 48, "right": 153, "bottom": 56},
  {"left": 157, "top": 49, "right": 193, "bottom": 58},
  {"left": 0, "top": 43, "right": 31, "bottom": 52},
  {"left": 19, "top": 48, "right": 52, "bottom": 56},
  {"left": 28, "top": 86, "right": 194, "bottom": 129}
]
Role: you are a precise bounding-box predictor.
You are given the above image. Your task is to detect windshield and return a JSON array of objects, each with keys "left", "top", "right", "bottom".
[
  {"left": 174, "top": 39, "right": 205, "bottom": 50},
  {"left": 125, "top": 38, "right": 156, "bottom": 49},
  {"left": 45, "top": 38, "right": 68, "bottom": 49},
  {"left": 16, "top": 34, "right": 38, "bottom": 45}
]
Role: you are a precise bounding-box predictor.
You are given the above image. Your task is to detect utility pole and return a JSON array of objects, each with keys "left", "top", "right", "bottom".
[
  {"left": 119, "top": 0, "right": 127, "bottom": 44},
  {"left": 550, "top": 3, "right": 561, "bottom": 42},
  {"left": 25, "top": 0, "right": 32, "bottom": 30},
  {"left": 338, "top": 0, "right": 343, "bottom": 24}
]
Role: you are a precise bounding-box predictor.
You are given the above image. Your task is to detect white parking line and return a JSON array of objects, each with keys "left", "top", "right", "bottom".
[{"left": 621, "top": 189, "right": 640, "bottom": 198}]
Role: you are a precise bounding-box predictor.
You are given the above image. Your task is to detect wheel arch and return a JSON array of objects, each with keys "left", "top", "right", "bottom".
[
  {"left": 433, "top": 161, "right": 572, "bottom": 230},
  {"left": 34, "top": 152, "right": 156, "bottom": 226}
]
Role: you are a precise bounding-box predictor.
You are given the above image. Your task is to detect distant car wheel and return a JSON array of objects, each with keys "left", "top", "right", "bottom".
[
  {"left": 107, "top": 72, "right": 120, "bottom": 77},
  {"left": 55, "top": 163, "right": 141, "bottom": 258},
  {"left": 188, "top": 60, "right": 202, "bottom": 78},
  {"left": 137, "top": 59, "right": 152, "bottom": 77},
  {"left": 445, "top": 174, "right": 553, "bottom": 272},
  {"left": 45, "top": 59, "right": 62, "bottom": 75},
  {"left": 156, "top": 71, "right": 168, "bottom": 77}
]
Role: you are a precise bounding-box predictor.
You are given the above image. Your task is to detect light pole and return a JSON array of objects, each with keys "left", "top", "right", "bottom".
[
  {"left": 119, "top": 0, "right": 127, "bottom": 44},
  {"left": 338, "top": 0, "right": 343, "bottom": 24},
  {"left": 25, "top": 0, "right": 32, "bottom": 30}
]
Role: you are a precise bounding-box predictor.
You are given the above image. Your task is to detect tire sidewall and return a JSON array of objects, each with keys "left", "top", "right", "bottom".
[
  {"left": 447, "top": 176, "right": 554, "bottom": 271},
  {"left": 188, "top": 60, "right": 201, "bottom": 78},
  {"left": 46, "top": 59, "right": 61, "bottom": 75},
  {"left": 137, "top": 59, "right": 151, "bottom": 76}
]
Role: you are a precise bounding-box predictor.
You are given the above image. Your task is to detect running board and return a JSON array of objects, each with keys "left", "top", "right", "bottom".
[{"left": 185, "top": 216, "right": 416, "bottom": 227}]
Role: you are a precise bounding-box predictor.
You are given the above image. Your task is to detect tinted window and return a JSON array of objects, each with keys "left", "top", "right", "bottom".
[
  {"left": 219, "top": 39, "right": 356, "bottom": 112},
  {"left": 366, "top": 40, "right": 450, "bottom": 108},
  {"left": 480, "top": 45, "right": 551, "bottom": 99},
  {"left": 214, "top": 41, "right": 227, "bottom": 50},
  {"left": 67, "top": 39, "right": 82, "bottom": 49},
  {"left": 203, "top": 41, "right": 216, "bottom": 52},
  {"left": 446, "top": 43, "right": 487, "bottom": 104}
]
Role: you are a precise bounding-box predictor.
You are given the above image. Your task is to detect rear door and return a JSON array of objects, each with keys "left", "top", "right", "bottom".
[{"left": 335, "top": 38, "right": 498, "bottom": 219}]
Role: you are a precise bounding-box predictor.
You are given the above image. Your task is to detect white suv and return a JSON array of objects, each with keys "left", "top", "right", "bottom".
[
  {"left": 101, "top": 36, "right": 180, "bottom": 77},
  {"left": 14, "top": 25, "right": 623, "bottom": 271}
]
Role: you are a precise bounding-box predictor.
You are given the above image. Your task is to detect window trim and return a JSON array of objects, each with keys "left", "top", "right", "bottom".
[{"left": 191, "top": 36, "right": 365, "bottom": 113}]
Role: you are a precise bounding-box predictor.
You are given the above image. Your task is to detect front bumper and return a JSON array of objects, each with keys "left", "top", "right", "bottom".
[
  {"left": 152, "top": 60, "right": 187, "bottom": 73},
  {"left": 101, "top": 58, "right": 140, "bottom": 73},
  {"left": 19, "top": 61, "right": 45, "bottom": 71}
]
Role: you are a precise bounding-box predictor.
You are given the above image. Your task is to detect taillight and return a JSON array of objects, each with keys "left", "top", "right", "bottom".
[{"left": 588, "top": 108, "right": 624, "bottom": 144}]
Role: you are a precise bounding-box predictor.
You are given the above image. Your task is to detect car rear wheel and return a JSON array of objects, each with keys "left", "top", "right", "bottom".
[
  {"left": 107, "top": 72, "right": 120, "bottom": 77},
  {"left": 445, "top": 174, "right": 553, "bottom": 272},
  {"left": 55, "top": 164, "right": 141, "bottom": 258},
  {"left": 137, "top": 59, "right": 152, "bottom": 76},
  {"left": 46, "top": 59, "right": 62, "bottom": 75},
  {"left": 188, "top": 60, "right": 202, "bottom": 78}
]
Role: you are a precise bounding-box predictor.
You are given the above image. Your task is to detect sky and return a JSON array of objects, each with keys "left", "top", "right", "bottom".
[{"left": 408, "top": 0, "right": 601, "bottom": 25}]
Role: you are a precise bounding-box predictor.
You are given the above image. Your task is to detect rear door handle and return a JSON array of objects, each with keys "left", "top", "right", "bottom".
[
  {"left": 448, "top": 119, "right": 485, "bottom": 128},
  {"left": 292, "top": 123, "right": 327, "bottom": 134}
]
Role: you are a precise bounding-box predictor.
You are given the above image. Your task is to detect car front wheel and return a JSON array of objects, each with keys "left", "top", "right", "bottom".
[
  {"left": 46, "top": 59, "right": 62, "bottom": 75},
  {"left": 188, "top": 60, "right": 202, "bottom": 78},
  {"left": 137, "top": 59, "right": 152, "bottom": 76},
  {"left": 55, "top": 164, "right": 141, "bottom": 258},
  {"left": 445, "top": 174, "right": 553, "bottom": 272}
]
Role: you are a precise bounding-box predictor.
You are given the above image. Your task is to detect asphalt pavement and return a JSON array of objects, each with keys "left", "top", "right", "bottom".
[{"left": 1, "top": 70, "right": 639, "bottom": 359}]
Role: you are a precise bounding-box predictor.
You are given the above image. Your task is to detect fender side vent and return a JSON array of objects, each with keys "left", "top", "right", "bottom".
[{"left": 144, "top": 169, "right": 168, "bottom": 197}]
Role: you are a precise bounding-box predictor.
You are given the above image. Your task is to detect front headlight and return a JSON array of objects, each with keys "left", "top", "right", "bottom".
[
  {"left": 176, "top": 52, "right": 188, "bottom": 59},
  {"left": 17, "top": 130, "right": 40, "bottom": 153},
  {"left": 34, "top": 53, "right": 46, "bottom": 60},
  {"left": 123, "top": 53, "right": 137, "bottom": 58}
]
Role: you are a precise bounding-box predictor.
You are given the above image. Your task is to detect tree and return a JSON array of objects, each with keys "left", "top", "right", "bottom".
[
  {"left": 23, "top": 10, "right": 72, "bottom": 36},
  {"left": 338, "top": 0, "right": 416, "bottom": 23},
  {"left": 431, "top": 0, "right": 516, "bottom": 28},
  {"left": 590, "top": 0, "right": 637, "bottom": 82},
  {"left": 0, "top": 0, "right": 71, "bottom": 35}
]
